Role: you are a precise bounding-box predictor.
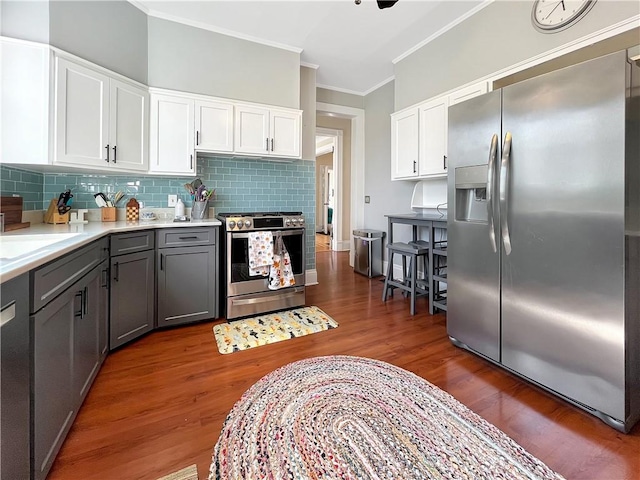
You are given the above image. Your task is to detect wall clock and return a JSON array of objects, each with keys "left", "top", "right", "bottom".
[{"left": 531, "top": 0, "right": 597, "bottom": 33}]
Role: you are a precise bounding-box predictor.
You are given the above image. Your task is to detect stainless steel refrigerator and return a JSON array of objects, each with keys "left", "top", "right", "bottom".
[{"left": 447, "top": 50, "right": 640, "bottom": 433}]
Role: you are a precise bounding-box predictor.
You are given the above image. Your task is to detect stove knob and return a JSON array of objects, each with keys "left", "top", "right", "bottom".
[
  {"left": 244, "top": 220, "right": 252, "bottom": 228},
  {"left": 237, "top": 221, "right": 243, "bottom": 229},
  {"left": 291, "top": 218, "right": 298, "bottom": 225},
  {"left": 285, "top": 218, "right": 292, "bottom": 226},
  {"left": 298, "top": 217, "right": 305, "bottom": 225},
  {"left": 228, "top": 220, "right": 236, "bottom": 229}
]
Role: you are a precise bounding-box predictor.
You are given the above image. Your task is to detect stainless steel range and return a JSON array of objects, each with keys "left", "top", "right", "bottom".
[{"left": 218, "top": 212, "right": 306, "bottom": 320}]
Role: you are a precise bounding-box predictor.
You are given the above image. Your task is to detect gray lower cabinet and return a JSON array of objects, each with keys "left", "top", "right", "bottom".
[
  {"left": 1, "top": 274, "right": 30, "bottom": 480},
  {"left": 109, "top": 231, "right": 155, "bottom": 349},
  {"left": 156, "top": 227, "right": 218, "bottom": 326},
  {"left": 32, "top": 243, "right": 107, "bottom": 480}
]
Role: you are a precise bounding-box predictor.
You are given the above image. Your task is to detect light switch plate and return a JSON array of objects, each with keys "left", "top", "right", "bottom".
[
  {"left": 168, "top": 194, "right": 178, "bottom": 207},
  {"left": 364, "top": 196, "right": 371, "bottom": 204}
]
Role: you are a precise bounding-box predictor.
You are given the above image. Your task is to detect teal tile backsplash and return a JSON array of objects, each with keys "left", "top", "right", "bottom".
[{"left": 1, "top": 157, "right": 316, "bottom": 270}]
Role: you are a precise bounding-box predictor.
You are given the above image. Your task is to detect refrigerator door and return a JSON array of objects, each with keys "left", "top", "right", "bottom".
[
  {"left": 500, "top": 52, "right": 627, "bottom": 422},
  {"left": 447, "top": 90, "right": 502, "bottom": 362}
]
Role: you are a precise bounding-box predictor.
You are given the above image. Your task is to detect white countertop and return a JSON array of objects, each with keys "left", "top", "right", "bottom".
[{"left": 0, "top": 218, "right": 222, "bottom": 284}]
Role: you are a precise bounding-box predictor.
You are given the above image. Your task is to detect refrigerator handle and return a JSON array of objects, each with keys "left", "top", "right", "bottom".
[
  {"left": 486, "top": 134, "right": 499, "bottom": 253},
  {"left": 499, "top": 131, "right": 513, "bottom": 255}
]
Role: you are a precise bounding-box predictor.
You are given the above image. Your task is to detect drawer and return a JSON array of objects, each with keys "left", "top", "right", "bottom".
[
  {"left": 31, "top": 239, "right": 103, "bottom": 313},
  {"left": 111, "top": 231, "right": 155, "bottom": 256},
  {"left": 156, "top": 227, "right": 217, "bottom": 248}
]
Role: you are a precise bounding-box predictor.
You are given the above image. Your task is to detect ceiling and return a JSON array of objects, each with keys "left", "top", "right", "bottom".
[{"left": 131, "top": 0, "right": 487, "bottom": 95}]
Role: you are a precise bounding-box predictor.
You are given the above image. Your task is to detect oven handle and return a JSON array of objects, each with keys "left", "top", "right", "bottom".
[
  {"left": 231, "top": 287, "right": 305, "bottom": 306},
  {"left": 229, "top": 229, "right": 305, "bottom": 239}
]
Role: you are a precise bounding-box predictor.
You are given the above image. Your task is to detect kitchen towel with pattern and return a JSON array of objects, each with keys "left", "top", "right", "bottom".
[
  {"left": 248, "top": 231, "right": 274, "bottom": 276},
  {"left": 268, "top": 232, "right": 296, "bottom": 290}
]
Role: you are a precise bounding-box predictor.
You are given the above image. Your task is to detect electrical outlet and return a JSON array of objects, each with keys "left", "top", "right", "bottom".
[
  {"left": 168, "top": 194, "right": 178, "bottom": 207},
  {"left": 364, "top": 196, "right": 371, "bottom": 204}
]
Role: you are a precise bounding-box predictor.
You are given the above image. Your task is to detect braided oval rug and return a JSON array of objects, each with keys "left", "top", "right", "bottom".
[{"left": 209, "top": 355, "right": 565, "bottom": 480}]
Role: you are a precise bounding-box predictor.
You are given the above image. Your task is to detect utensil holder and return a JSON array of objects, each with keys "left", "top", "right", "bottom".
[
  {"left": 191, "top": 201, "right": 208, "bottom": 220},
  {"left": 101, "top": 207, "right": 117, "bottom": 222}
]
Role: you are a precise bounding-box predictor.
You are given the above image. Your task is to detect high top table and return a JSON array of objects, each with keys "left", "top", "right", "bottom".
[{"left": 385, "top": 213, "right": 448, "bottom": 314}]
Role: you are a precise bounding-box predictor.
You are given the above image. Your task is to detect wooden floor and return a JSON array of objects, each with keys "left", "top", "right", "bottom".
[
  {"left": 49, "top": 251, "right": 640, "bottom": 480},
  {"left": 315, "top": 232, "right": 331, "bottom": 252}
]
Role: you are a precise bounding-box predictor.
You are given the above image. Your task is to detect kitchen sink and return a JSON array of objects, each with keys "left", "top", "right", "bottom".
[{"left": 0, "top": 233, "right": 82, "bottom": 260}]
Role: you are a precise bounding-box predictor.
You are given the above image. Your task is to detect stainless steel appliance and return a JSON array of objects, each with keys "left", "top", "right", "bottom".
[
  {"left": 447, "top": 50, "right": 640, "bottom": 432},
  {"left": 218, "top": 212, "right": 306, "bottom": 320},
  {"left": 353, "top": 229, "right": 385, "bottom": 278}
]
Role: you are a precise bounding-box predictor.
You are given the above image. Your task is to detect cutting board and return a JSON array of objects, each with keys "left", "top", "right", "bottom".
[{"left": 1, "top": 196, "right": 30, "bottom": 231}]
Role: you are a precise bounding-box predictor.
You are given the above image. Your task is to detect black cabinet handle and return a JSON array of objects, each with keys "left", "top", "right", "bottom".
[
  {"left": 160, "top": 253, "right": 164, "bottom": 271},
  {"left": 196, "top": 131, "right": 199, "bottom": 146},
  {"left": 113, "top": 262, "right": 119, "bottom": 282},
  {"left": 101, "top": 267, "right": 109, "bottom": 288},
  {"left": 113, "top": 145, "right": 117, "bottom": 163},
  {"left": 178, "top": 236, "right": 199, "bottom": 240},
  {"left": 190, "top": 154, "right": 193, "bottom": 169},
  {"left": 413, "top": 160, "right": 417, "bottom": 173},
  {"left": 271, "top": 138, "right": 274, "bottom": 151},
  {"left": 266, "top": 138, "right": 269, "bottom": 152},
  {"left": 443, "top": 155, "right": 447, "bottom": 170},
  {"left": 74, "top": 291, "right": 83, "bottom": 318},
  {"left": 82, "top": 286, "right": 88, "bottom": 317},
  {"left": 105, "top": 144, "right": 110, "bottom": 163}
]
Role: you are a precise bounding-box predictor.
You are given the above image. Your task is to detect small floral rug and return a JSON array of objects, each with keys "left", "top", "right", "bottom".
[
  {"left": 209, "top": 356, "right": 566, "bottom": 480},
  {"left": 213, "top": 306, "right": 338, "bottom": 354}
]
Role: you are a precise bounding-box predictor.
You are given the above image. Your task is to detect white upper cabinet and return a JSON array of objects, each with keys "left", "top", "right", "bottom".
[
  {"left": 391, "top": 108, "right": 419, "bottom": 180},
  {"left": 195, "top": 100, "right": 234, "bottom": 153},
  {"left": 234, "top": 105, "right": 270, "bottom": 156},
  {"left": 149, "top": 93, "right": 195, "bottom": 175},
  {"left": 235, "top": 104, "right": 302, "bottom": 159},
  {"left": 109, "top": 79, "right": 149, "bottom": 171},
  {"left": 55, "top": 57, "right": 110, "bottom": 168},
  {"left": 418, "top": 96, "right": 448, "bottom": 178},
  {"left": 391, "top": 81, "right": 489, "bottom": 181},
  {"left": 270, "top": 109, "right": 301, "bottom": 158},
  {"left": 54, "top": 56, "right": 148, "bottom": 172}
]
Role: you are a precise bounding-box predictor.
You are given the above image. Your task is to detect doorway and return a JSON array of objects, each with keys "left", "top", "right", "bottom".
[{"left": 315, "top": 127, "right": 342, "bottom": 252}]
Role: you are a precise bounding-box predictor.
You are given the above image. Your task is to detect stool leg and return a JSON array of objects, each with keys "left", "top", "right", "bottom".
[
  {"left": 410, "top": 253, "right": 417, "bottom": 315},
  {"left": 382, "top": 250, "right": 394, "bottom": 302}
]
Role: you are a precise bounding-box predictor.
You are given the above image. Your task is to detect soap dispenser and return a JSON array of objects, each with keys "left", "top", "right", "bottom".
[{"left": 175, "top": 198, "right": 185, "bottom": 218}]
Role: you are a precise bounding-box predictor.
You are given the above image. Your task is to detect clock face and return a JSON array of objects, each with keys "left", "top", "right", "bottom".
[{"left": 532, "top": 0, "right": 597, "bottom": 32}]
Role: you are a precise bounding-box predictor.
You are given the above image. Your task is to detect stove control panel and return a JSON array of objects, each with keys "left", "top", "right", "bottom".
[{"left": 223, "top": 215, "right": 305, "bottom": 231}]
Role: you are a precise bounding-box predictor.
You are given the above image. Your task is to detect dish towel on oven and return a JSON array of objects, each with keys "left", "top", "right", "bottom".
[
  {"left": 248, "top": 231, "right": 274, "bottom": 276},
  {"left": 268, "top": 232, "right": 296, "bottom": 290}
]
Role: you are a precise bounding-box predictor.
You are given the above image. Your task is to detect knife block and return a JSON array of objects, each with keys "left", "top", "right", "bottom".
[
  {"left": 101, "top": 207, "right": 116, "bottom": 222},
  {"left": 44, "top": 199, "right": 70, "bottom": 224}
]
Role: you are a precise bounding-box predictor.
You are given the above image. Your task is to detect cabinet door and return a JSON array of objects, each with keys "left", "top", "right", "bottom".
[
  {"left": 110, "top": 250, "right": 155, "bottom": 350},
  {"left": 234, "top": 105, "right": 270, "bottom": 156},
  {"left": 98, "top": 261, "right": 109, "bottom": 358},
  {"left": 157, "top": 246, "right": 216, "bottom": 326},
  {"left": 418, "top": 96, "right": 449, "bottom": 177},
  {"left": 149, "top": 93, "right": 195, "bottom": 174},
  {"left": 54, "top": 57, "right": 109, "bottom": 167},
  {"left": 270, "top": 109, "right": 301, "bottom": 158},
  {"left": 33, "top": 289, "right": 75, "bottom": 480},
  {"left": 391, "top": 108, "right": 419, "bottom": 179},
  {"left": 195, "top": 100, "right": 234, "bottom": 152},
  {"left": 73, "top": 266, "right": 102, "bottom": 403},
  {"left": 109, "top": 79, "right": 149, "bottom": 172}
]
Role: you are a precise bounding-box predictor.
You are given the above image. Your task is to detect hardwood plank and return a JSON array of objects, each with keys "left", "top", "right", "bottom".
[{"left": 48, "top": 250, "right": 640, "bottom": 480}]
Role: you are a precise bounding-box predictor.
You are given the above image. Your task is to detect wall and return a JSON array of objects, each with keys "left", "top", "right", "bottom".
[
  {"left": 300, "top": 66, "right": 317, "bottom": 161},
  {"left": 147, "top": 17, "right": 300, "bottom": 108},
  {"left": 0, "top": 0, "right": 50, "bottom": 42},
  {"left": 363, "top": 81, "right": 415, "bottom": 251},
  {"left": 394, "top": 0, "right": 640, "bottom": 110},
  {"left": 317, "top": 88, "right": 364, "bottom": 109},
  {"left": 48, "top": 1, "right": 148, "bottom": 84},
  {"left": 315, "top": 152, "right": 333, "bottom": 232},
  {"left": 0, "top": 165, "right": 44, "bottom": 211},
  {"left": 24, "top": 158, "right": 316, "bottom": 271},
  {"left": 316, "top": 116, "right": 351, "bottom": 245}
]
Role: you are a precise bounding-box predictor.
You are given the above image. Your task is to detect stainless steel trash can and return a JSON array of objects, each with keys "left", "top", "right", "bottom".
[{"left": 353, "top": 229, "right": 385, "bottom": 278}]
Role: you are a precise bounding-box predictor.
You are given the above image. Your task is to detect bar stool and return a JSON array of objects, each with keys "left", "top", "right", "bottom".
[{"left": 382, "top": 242, "right": 430, "bottom": 315}]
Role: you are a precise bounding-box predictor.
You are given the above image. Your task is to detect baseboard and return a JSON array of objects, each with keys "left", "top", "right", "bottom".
[
  {"left": 305, "top": 269, "right": 318, "bottom": 286},
  {"left": 335, "top": 239, "right": 350, "bottom": 251}
]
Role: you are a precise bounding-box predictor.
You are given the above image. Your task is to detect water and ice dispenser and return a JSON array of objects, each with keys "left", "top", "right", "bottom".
[{"left": 455, "top": 165, "right": 489, "bottom": 223}]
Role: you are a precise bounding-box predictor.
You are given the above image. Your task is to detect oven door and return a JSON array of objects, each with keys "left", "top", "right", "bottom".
[{"left": 227, "top": 229, "right": 306, "bottom": 296}]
